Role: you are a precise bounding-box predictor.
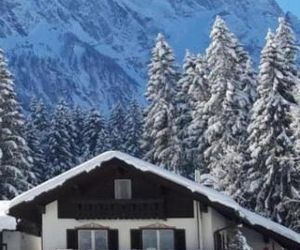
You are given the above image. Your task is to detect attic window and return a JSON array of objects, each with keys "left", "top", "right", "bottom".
[{"left": 114, "top": 179, "right": 132, "bottom": 199}]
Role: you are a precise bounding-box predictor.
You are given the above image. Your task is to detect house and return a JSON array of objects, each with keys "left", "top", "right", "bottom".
[
  {"left": 0, "top": 201, "right": 40, "bottom": 250},
  {"left": 7, "top": 151, "right": 300, "bottom": 250}
]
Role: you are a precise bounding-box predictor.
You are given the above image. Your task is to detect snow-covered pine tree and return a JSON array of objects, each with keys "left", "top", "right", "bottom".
[
  {"left": 124, "top": 99, "right": 143, "bottom": 157},
  {"left": 25, "top": 98, "right": 49, "bottom": 183},
  {"left": 235, "top": 42, "right": 257, "bottom": 106},
  {"left": 289, "top": 90, "right": 300, "bottom": 232},
  {"left": 228, "top": 228, "right": 253, "bottom": 250},
  {"left": 108, "top": 102, "right": 127, "bottom": 152},
  {"left": 227, "top": 46, "right": 257, "bottom": 196},
  {"left": 241, "top": 30, "right": 300, "bottom": 229},
  {"left": 174, "top": 51, "right": 196, "bottom": 174},
  {"left": 0, "top": 49, "right": 35, "bottom": 199},
  {"left": 25, "top": 120, "right": 45, "bottom": 184},
  {"left": 186, "top": 53, "right": 210, "bottom": 175},
  {"left": 203, "top": 16, "right": 251, "bottom": 190},
  {"left": 28, "top": 98, "right": 49, "bottom": 132},
  {"left": 71, "top": 106, "right": 86, "bottom": 161},
  {"left": 46, "top": 101, "right": 76, "bottom": 179},
  {"left": 83, "top": 108, "right": 107, "bottom": 159},
  {"left": 274, "top": 17, "right": 298, "bottom": 104},
  {"left": 275, "top": 19, "right": 300, "bottom": 230},
  {"left": 142, "top": 33, "right": 181, "bottom": 172}
]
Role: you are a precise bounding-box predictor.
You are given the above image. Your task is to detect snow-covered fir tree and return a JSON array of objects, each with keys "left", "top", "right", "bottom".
[
  {"left": 25, "top": 121, "right": 45, "bottom": 184},
  {"left": 0, "top": 49, "right": 35, "bottom": 199},
  {"left": 226, "top": 44, "right": 257, "bottom": 196},
  {"left": 25, "top": 99, "right": 49, "bottom": 183},
  {"left": 109, "top": 102, "right": 127, "bottom": 152},
  {"left": 186, "top": 53, "right": 210, "bottom": 175},
  {"left": 240, "top": 30, "right": 300, "bottom": 229},
  {"left": 71, "top": 106, "right": 86, "bottom": 161},
  {"left": 28, "top": 98, "right": 49, "bottom": 132},
  {"left": 124, "top": 100, "right": 143, "bottom": 157},
  {"left": 235, "top": 44, "right": 257, "bottom": 106},
  {"left": 274, "top": 17, "right": 298, "bottom": 104},
  {"left": 228, "top": 229, "right": 253, "bottom": 250},
  {"left": 203, "top": 16, "right": 251, "bottom": 190},
  {"left": 174, "top": 51, "right": 195, "bottom": 174},
  {"left": 46, "top": 101, "right": 76, "bottom": 179},
  {"left": 83, "top": 108, "right": 107, "bottom": 159},
  {"left": 142, "top": 33, "right": 181, "bottom": 172},
  {"left": 289, "top": 88, "right": 300, "bottom": 232}
]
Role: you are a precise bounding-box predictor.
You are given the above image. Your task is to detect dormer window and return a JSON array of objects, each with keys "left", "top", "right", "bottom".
[{"left": 114, "top": 179, "right": 132, "bottom": 199}]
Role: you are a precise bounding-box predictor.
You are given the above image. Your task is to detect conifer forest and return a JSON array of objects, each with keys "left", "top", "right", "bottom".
[{"left": 0, "top": 16, "right": 299, "bottom": 234}]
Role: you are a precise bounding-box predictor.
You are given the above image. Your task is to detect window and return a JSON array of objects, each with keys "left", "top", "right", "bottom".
[
  {"left": 142, "top": 229, "right": 174, "bottom": 250},
  {"left": 215, "top": 232, "right": 229, "bottom": 250},
  {"left": 78, "top": 229, "right": 108, "bottom": 250},
  {"left": 114, "top": 179, "right": 132, "bottom": 199}
]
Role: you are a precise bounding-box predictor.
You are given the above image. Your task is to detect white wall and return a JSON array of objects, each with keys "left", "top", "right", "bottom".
[
  {"left": 42, "top": 200, "right": 285, "bottom": 250},
  {"left": 2, "top": 231, "right": 41, "bottom": 250},
  {"left": 42, "top": 201, "right": 201, "bottom": 250},
  {"left": 2, "top": 231, "right": 20, "bottom": 250},
  {"left": 200, "top": 207, "right": 228, "bottom": 250}
]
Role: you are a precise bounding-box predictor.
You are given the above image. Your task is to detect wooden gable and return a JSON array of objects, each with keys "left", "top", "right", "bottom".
[{"left": 57, "top": 159, "right": 194, "bottom": 219}]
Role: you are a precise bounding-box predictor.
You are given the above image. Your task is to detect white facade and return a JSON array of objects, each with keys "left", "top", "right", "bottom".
[
  {"left": 43, "top": 201, "right": 199, "bottom": 250},
  {"left": 42, "top": 200, "right": 282, "bottom": 250},
  {"left": 2, "top": 230, "right": 41, "bottom": 250}
]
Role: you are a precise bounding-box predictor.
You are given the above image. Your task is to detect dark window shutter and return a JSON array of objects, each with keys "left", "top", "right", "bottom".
[
  {"left": 108, "top": 229, "right": 119, "bottom": 250},
  {"left": 67, "top": 229, "right": 78, "bottom": 249},
  {"left": 131, "top": 229, "right": 142, "bottom": 250},
  {"left": 214, "top": 232, "right": 222, "bottom": 250},
  {"left": 175, "top": 229, "right": 186, "bottom": 250}
]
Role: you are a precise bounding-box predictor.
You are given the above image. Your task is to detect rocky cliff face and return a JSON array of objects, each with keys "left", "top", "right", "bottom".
[{"left": 0, "top": 0, "right": 298, "bottom": 110}]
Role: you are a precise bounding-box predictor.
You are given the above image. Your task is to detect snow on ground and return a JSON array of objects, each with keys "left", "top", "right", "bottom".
[{"left": 0, "top": 200, "right": 16, "bottom": 231}]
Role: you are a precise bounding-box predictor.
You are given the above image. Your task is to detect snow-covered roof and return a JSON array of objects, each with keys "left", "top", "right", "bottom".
[
  {"left": 0, "top": 201, "right": 16, "bottom": 231},
  {"left": 9, "top": 151, "right": 300, "bottom": 246}
]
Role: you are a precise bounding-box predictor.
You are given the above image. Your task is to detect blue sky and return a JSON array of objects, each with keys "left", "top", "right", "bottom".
[{"left": 277, "top": 0, "right": 300, "bottom": 18}]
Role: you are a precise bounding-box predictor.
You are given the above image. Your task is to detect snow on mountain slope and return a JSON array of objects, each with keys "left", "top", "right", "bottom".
[{"left": 0, "top": 0, "right": 298, "bottom": 110}]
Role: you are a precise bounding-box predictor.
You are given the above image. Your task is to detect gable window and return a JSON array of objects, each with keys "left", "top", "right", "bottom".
[
  {"left": 78, "top": 229, "right": 108, "bottom": 250},
  {"left": 142, "top": 229, "right": 174, "bottom": 250},
  {"left": 114, "top": 179, "right": 132, "bottom": 199}
]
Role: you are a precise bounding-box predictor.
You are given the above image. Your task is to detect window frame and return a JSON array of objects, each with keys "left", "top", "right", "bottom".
[
  {"left": 78, "top": 229, "right": 109, "bottom": 250},
  {"left": 114, "top": 179, "right": 132, "bottom": 200},
  {"left": 142, "top": 228, "right": 175, "bottom": 250}
]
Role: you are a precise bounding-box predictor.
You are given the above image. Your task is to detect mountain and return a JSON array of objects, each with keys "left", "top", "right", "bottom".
[{"left": 0, "top": 0, "right": 299, "bottom": 111}]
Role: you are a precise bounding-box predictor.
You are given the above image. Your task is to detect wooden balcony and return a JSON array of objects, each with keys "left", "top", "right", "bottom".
[{"left": 72, "top": 199, "right": 165, "bottom": 220}]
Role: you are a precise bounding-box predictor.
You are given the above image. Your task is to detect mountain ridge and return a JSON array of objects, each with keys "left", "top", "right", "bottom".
[{"left": 0, "top": 0, "right": 299, "bottom": 110}]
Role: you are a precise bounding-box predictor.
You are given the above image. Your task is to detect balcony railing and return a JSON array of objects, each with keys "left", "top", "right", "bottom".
[{"left": 73, "top": 199, "right": 165, "bottom": 220}]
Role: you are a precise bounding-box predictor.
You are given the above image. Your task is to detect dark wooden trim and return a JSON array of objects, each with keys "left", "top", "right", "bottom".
[
  {"left": 66, "top": 229, "right": 78, "bottom": 249},
  {"left": 59, "top": 198, "right": 167, "bottom": 220},
  {"left": 108, "top": 229, "right": 118, "bottom": 250},
  {"left": 16, "top": 219, "right": 41, "bottom": 236},
  {"left": 175, "top": 229, "right": 186, "bottom": 250},
  {"left": 130, "top": 229, "right": 142, "bottom": 250}
]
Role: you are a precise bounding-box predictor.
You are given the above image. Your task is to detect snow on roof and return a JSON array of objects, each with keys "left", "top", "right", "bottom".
[
  {"left": 9, "top": 151, "right": 300, "bottom": 244},
  {"left": 0, "top": 201, "right": 16, "bottom": 231}
]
